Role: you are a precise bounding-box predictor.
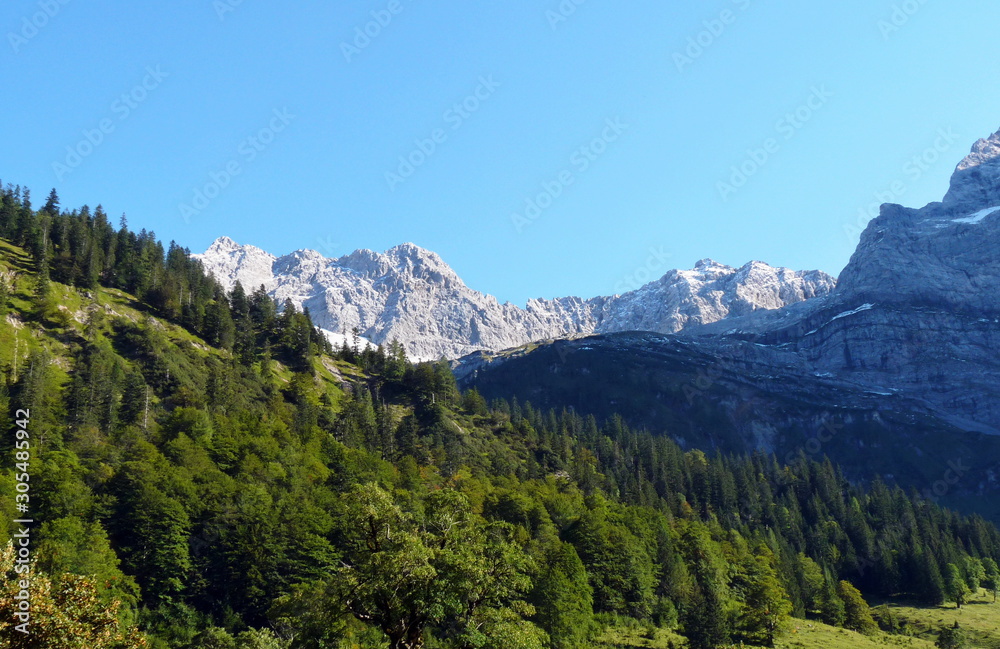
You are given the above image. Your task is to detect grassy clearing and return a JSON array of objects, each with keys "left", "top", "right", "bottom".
[
  {"left": 593, "top": 622, "right": 687, "bottom": 648},
  {"left": 883, "top": 590, "right": 1000, "bottom": 649},
  {"left": 776, "top": 622, "right": 934, "bottom": 649},
  {"left": 593, "top": 594, "right": 1000, "bottom": 649}
]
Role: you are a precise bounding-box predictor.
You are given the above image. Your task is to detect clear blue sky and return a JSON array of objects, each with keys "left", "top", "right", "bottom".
[{"left": 2, "top": 0, "right": 999, "bottom": 304}]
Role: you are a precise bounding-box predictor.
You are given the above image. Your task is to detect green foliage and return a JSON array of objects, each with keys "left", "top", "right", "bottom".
[
  {"left": 730, "top": 545, "right": 793, "bottom": 646},
  {"left": 796, "top": 553, "right": 825, "bottom": 616},
  {"left": 328, "top": 483, "right": 541, "bottom": 649},
  {"left": 161, "top": 407, "right": 213, "bottom": 443},
  {"left": 567, "top": 504, "right": 656, "bottom": 620},
  {"left": 817, "top": 578, "right": 846, "bottom": 627},
  {"left": 962, "top": 555, "right": 985, "bottom": 593},
  {"left": 936, "top": 621, "right": 968, "bottom": 649},
  {"left": 982, "top": 557, "right": 1000, "bottom": 602},
  {"left": 946, "top": 563, "right": 972, "bottom": 609},
  {"left": 35, "top": 516, "right": 139, "bottom": 615},
  {"left": 531, "top": 541, "right": 594, "bottom": 649},
  {"left": 108, "top": 462, "right": 192, "bottom": 607},
  {"left": 0, "top": 542, "right": 148, "bottom": 648},
  {"left": 2, "top": 182, "right": 1000, "bottom": 648},
  {"left": 837, "top": 581, "right": 878, "bottom": 635}
]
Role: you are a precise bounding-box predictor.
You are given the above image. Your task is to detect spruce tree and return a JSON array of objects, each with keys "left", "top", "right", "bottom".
[
  {"left": 818, "top": 578, "right": 846, "bottom": 627},
  {"left": 42, "top": 187, "right": 60, "bottom": 215}
]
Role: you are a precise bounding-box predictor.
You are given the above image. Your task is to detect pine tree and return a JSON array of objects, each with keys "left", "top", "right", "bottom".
[
  {"left": 42, "top": 187, "right": 60, "bottom": 215},
  {"left": 685, "top": 578, "right": 730, "bottom": 649},
  {"left": 797, "top": 553, "right": 825, "bottom": 615},
  {"left": 912, "top": 546, "right": 947, "bottom": 605},
  {"left": 0, "top": 269, "right": 14, "bottom": 318},
  {"left": 681, "top": 526, "right": 732, "bottom": 649},
  {"left": 818, "top": 578, "right": 846, "bottom": 627},
  {"left": 204, "top": 287, "right": 236, "bottom": 350},
  {"left": 109, "top": 464, "right": 192, "bottom": 607}
]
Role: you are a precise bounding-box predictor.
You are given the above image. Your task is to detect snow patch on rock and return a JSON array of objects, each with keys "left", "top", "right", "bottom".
[{"left": 953, "top": 206, "right": 1000, "bottom": 225}]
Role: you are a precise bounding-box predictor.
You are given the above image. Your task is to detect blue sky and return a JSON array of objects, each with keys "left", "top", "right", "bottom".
[{"left": 2, "top": 0, "right": 998, "bottom": 304}]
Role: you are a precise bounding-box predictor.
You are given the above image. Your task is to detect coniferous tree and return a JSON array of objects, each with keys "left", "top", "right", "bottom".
[
  {"left": 42, "top": 187, "right": 60, "bottom": 215},
  {"left": 681, "top": 526, "right": 731, "bottom": 649},
  {"left": 818, "top": 578, "right": 846, "bottom": 627},
  {"left": 109, "top": 463, "right": 192, "bottom": 607}
]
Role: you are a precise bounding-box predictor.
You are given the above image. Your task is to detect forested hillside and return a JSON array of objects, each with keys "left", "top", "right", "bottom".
[{"left": 1, "top": 185, "right": 999, "bottom": 649}]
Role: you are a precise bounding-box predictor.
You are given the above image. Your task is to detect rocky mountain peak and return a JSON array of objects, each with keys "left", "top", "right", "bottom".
[
  {"left": 834, "top": 126, "right": 1000, "bottom": 316},
  {"left": 694, "top": 258, "right": 727, "bottom": 270},
  {"left": 385, "top": 243, "right": 463, "bottom": 287},
  {"left": 197, "top": 235, "right": 835, "bottom": 359},
  {"left": 473, "top": 127, "right": 1000, "bottom": 440},
  {"left": 955, "top": 128, "right": 1000, "bottom": 172},
  {"left": 943, "top": 128, "right": 1000, "bottom": 208},
  {"left": 196, "top": 237, "right": 276, "bottom": 292},
  {"left": 208, "top": 235, "right": 239, "bottom": 250},
  {"left": 200, "top": 234, "right": 836, "bottom": 359}
]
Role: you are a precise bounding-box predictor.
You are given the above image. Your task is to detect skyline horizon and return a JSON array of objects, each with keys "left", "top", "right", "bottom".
[
  {"left": 4, "top": 1, "right": 1000, "bottom": 305},
  {"left": 198, "top": 233, "right": 838, "bottom": 306}
]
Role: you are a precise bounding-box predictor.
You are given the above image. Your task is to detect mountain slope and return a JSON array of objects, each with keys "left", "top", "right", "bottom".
[
  {"left": 693, "top": 128, "right": 1000, "bottom": 433},
  {"left": 197, "top": 239, "right": 835, "bottom": 360},
  {"left": 458, "top": 128, "right": 1000, "bottom": 517}
]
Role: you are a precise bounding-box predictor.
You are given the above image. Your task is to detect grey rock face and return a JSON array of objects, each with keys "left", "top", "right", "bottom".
[
  {"left": 451, "top": 129, "right": 1000, "bottom": 517},
  {"left": 682, "top": 127, "right": 1000, "bottom": 434},
  {"left": 803, "top": 130, "right": 1000, "bottom": 430},
  {"left": 461, "top": 127, "right": 1000, "bottom": 452},
  {"left": 943, "top": 129, "right": 1000, "bottom": 208},
  {"left": 197, "top": 239, "right": 835, "bottom": 361}
]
